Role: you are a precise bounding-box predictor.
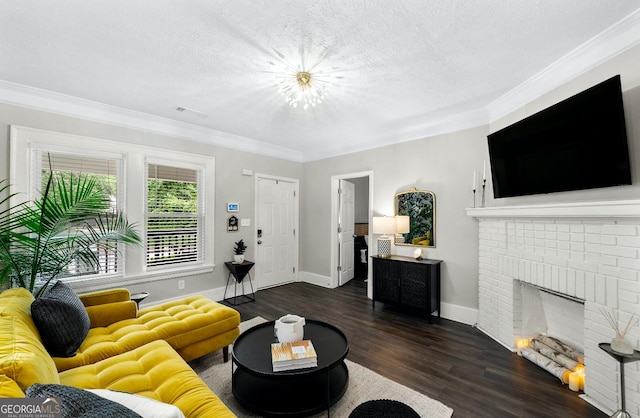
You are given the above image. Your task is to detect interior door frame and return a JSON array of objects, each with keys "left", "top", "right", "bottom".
[
  {"left": 330, "top": 170, "right": 373, "bottom": 297},
  {"left": 254, "top": 173, "right": 300, "bottom": 287}
]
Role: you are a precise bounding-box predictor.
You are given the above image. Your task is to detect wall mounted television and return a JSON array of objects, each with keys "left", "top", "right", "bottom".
[{"left": 487, "top": 75, "right": 631, "bottom": 198}]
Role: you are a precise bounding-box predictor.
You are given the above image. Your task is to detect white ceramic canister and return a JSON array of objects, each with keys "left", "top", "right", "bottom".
[{"left": 274, "top": 314, "right": 305, "bottom": 343}]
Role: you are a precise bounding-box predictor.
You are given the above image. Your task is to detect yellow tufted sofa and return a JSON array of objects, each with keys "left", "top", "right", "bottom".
[{"left": 0, "top": 287, "right": 238, "bottom": 417}]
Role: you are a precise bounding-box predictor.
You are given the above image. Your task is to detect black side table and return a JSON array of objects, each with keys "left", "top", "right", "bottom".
[
  {"left": 130, "top": 292, "right": 149, "bottom": 309},
  {"left": 224, "top": 261, "right": 255, "bottom": 305},
  {"left": 599, "top": 342, "right": 640, "bottom": 418}
]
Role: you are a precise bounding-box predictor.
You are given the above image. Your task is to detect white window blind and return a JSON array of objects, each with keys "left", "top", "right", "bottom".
[
  {"left": 39, "top": 151, "right": 121, "bottom": 277},
  {"left": 146, "top": 163, "right": 202, "bottom": 268},
  {"left": 42, "top": 154, "right": 118, "bottom": 176}
]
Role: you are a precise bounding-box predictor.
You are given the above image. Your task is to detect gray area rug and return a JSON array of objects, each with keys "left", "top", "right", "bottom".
[{"left": 190, "top": 316, "right": 453, "bottom": 418}]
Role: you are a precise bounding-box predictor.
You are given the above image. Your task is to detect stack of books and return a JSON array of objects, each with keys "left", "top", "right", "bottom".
[{"left": 271, "top": 340, "right": 318, "bottom": 372}]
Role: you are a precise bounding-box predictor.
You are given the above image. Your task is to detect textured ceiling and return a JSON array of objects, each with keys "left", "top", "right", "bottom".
[{"left": 1, "top": 1, "right": 640, "bottom": 161}]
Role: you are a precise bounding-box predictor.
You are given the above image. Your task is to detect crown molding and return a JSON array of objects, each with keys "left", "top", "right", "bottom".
[
  {"left": 487, "top": 8, "right": 640, "bottom": 122},
  {"left": 302, "top": 107, "right": 490, "bottom": 162},
  {"left": 0, "top": 81, "right": 304, "bottom": 163}
]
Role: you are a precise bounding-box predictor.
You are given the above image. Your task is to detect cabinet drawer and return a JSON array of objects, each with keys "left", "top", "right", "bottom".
[
  {"left": 399, "top": 263, "right": 428, "bottom": 310},
  {"left": 373, "top": 258, "right": 400, "bottom": 304}
]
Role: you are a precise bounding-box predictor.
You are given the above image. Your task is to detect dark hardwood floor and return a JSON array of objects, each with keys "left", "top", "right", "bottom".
[{"left": 225, "top": 279, "right": 605, "bottom": 418}]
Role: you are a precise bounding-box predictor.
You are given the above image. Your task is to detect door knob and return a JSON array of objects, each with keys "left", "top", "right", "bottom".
[{"left": 257, "top": 240, "right": 262, "bottom": 245}]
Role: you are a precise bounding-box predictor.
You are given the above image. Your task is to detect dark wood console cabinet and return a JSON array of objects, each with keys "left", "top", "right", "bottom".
[{"left": 371, "top": 255, "right": 442, "bottom": 323}]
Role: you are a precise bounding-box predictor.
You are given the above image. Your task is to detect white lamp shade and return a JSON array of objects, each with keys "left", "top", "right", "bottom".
[
  {"left": 395, "top": 215, "right": 410, "bottom": 234},
  {"left": 372, "top": 216, "right": 396, "bottom": 235}
]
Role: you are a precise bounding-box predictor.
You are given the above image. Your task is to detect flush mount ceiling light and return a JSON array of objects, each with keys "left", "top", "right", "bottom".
[
  {"left": 270, "top": 46, "right": 341, "bottom": 110},
  {"left": 277, "top": 69, "right": 327, "bottom": 110}
]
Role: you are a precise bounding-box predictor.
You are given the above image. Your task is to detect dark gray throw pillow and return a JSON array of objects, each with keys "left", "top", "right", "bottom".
[
  {"left": 27, "top": 384, "right": 142, "bottom": 418},
  {"left": 31, "top": 281, "right": 90, "bottom": 357}
]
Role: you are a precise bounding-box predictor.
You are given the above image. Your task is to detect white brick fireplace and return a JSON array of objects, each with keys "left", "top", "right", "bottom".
[{"left": 467, "top": 200, "right": 640, "bottom": 416}]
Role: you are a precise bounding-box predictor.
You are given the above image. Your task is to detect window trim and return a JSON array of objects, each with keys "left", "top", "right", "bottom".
[{"left": 10, "top": 125, "right": 216, "bottom": 287}]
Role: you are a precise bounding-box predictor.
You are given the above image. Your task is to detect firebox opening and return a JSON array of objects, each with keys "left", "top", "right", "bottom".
[
  {"left": 517, "top": 281, "right": 586, "bottom": 391},
  {"left": 519, "top": 282, "right": 585, "bottom": 353}
]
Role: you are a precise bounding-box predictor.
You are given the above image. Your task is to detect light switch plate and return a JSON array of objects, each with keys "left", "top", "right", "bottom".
[{"left": 241, "top": 218, "right": 251, "bottom": 227}]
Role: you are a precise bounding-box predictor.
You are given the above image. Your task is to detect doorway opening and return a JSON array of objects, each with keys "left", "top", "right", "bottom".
[{"left": 330, "top": 171, "right": 373, "bottom": 298}]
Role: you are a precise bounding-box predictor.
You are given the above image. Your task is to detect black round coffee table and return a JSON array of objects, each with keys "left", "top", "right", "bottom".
[{"left": 232, "top": 319, "right": 349, "bottom": 417}]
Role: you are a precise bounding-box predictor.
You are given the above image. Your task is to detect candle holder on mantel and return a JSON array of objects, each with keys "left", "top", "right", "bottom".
[
  {"left": 599, "top": 343, "right": 640, "bottom": 418},
  {"left": 472, "top": 188, "right": 476, "bottom": 208},
  {"left": 481, "top": 179, "right": 486, "bottom": 208}
]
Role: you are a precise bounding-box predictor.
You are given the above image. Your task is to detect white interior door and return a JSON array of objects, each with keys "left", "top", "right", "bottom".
[
  {"left": 256, "top": 177, "right": 295, "bottom": 289},
  {"left": 338, "top": 179, "right": 355, "bottom": 286}
]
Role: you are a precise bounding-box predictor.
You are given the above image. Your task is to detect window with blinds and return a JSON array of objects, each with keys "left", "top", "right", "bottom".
[
  {"left": 146, "top": 163, "right": 202, "bottom": 268},
  {"left": 40, "top": 152, "right": 121, "bottom": 277}
]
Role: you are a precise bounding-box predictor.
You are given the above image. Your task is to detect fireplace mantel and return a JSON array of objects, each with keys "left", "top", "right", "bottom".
[{"left": 466, "top": 199, "right": 640, "bottom": 218}]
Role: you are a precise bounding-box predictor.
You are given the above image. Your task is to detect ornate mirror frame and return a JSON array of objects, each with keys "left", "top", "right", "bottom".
[{"left": 394, "top": 187, "right": 436, "bottom": 247}]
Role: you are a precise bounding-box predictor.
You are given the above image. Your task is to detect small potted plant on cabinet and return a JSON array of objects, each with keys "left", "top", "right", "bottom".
[{"left": 233, "top": 239, "right": 247, "bottom": 264}]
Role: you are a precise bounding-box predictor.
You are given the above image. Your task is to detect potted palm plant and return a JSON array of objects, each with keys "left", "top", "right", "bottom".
[
  {"left": 233, "top": 239, "right": 247, "bottom": 263},
  {"left": 0, "top": 171, "right": 142, "bottom": 298}
]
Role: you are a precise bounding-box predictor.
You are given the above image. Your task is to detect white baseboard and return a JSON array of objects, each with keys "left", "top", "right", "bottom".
[
  {"left": 476, "top": 325, "right": 516, "bottom": 352},
  {"left": 299, "top": 271, "right": 332, "bottom": 288},
  {"left": 440, "top": 302, "right": 478, "bottom": 326}
]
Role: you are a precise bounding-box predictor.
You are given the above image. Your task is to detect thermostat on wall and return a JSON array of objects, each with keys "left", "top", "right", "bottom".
[{"left": 227, "top": 203, "right": 239, "bottom": 212}]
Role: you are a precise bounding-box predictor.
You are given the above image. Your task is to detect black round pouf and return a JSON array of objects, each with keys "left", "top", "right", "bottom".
[{"left": 348, "top": 399, "right": 421, "bottom": 418}]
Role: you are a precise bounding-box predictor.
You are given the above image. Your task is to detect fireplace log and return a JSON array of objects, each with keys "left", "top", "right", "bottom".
[
  {"left": 521, "top": 346, "right": 571, "bottom": 384},
  {"left": 530, "top": 339, "right": 579, "bottom": 371},
  {"left": 535, "top": 334, "right": 584, "bottom": 364}
]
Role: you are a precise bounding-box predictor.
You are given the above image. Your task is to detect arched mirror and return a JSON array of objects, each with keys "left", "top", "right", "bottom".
[{"left": 394, "top": 187, "right": 436, "bottom": 247}]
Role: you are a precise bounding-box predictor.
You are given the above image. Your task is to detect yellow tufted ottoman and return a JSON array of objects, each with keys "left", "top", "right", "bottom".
[
  {"left": 53, "top": 289, "right": 240, "bottom": 372},
  {"left": 137, "top": 295, "right": 240, "bottom": 362}
]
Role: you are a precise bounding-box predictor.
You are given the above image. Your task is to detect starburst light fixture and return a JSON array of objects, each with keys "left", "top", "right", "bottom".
[{"left": 277, "top": 69, "right": 326, "bottom": 110}]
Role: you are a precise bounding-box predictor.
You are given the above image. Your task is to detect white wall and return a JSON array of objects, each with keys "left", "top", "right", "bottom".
[
  {"left": 302, "top": 126, "right": 487, "bottom": 315},
  {"left": 0, "top": 102, "right": 303, "bottom": 305}
]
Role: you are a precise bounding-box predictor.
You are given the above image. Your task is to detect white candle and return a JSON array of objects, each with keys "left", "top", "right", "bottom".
[
  {"left": 473, "top": 171, "right": 476, "bottom": 191},
  {"left": 483, "top": 161, "right": 486, "bottom": 181},
  {"left": 575, "top": 364, "right": 585, "bottom": 391},
  {"left": 568, "top": 372, "right": 580, "bottom": 392}
]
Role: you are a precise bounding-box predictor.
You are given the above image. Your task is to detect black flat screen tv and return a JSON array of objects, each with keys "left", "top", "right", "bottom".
[{"left": 487, "top": 75, "right": 631, "bottom": 198}]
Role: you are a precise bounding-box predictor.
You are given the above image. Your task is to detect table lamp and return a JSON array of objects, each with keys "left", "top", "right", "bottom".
[{"left": 373, "top": 216, "right": 396, "bottom": 258}]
